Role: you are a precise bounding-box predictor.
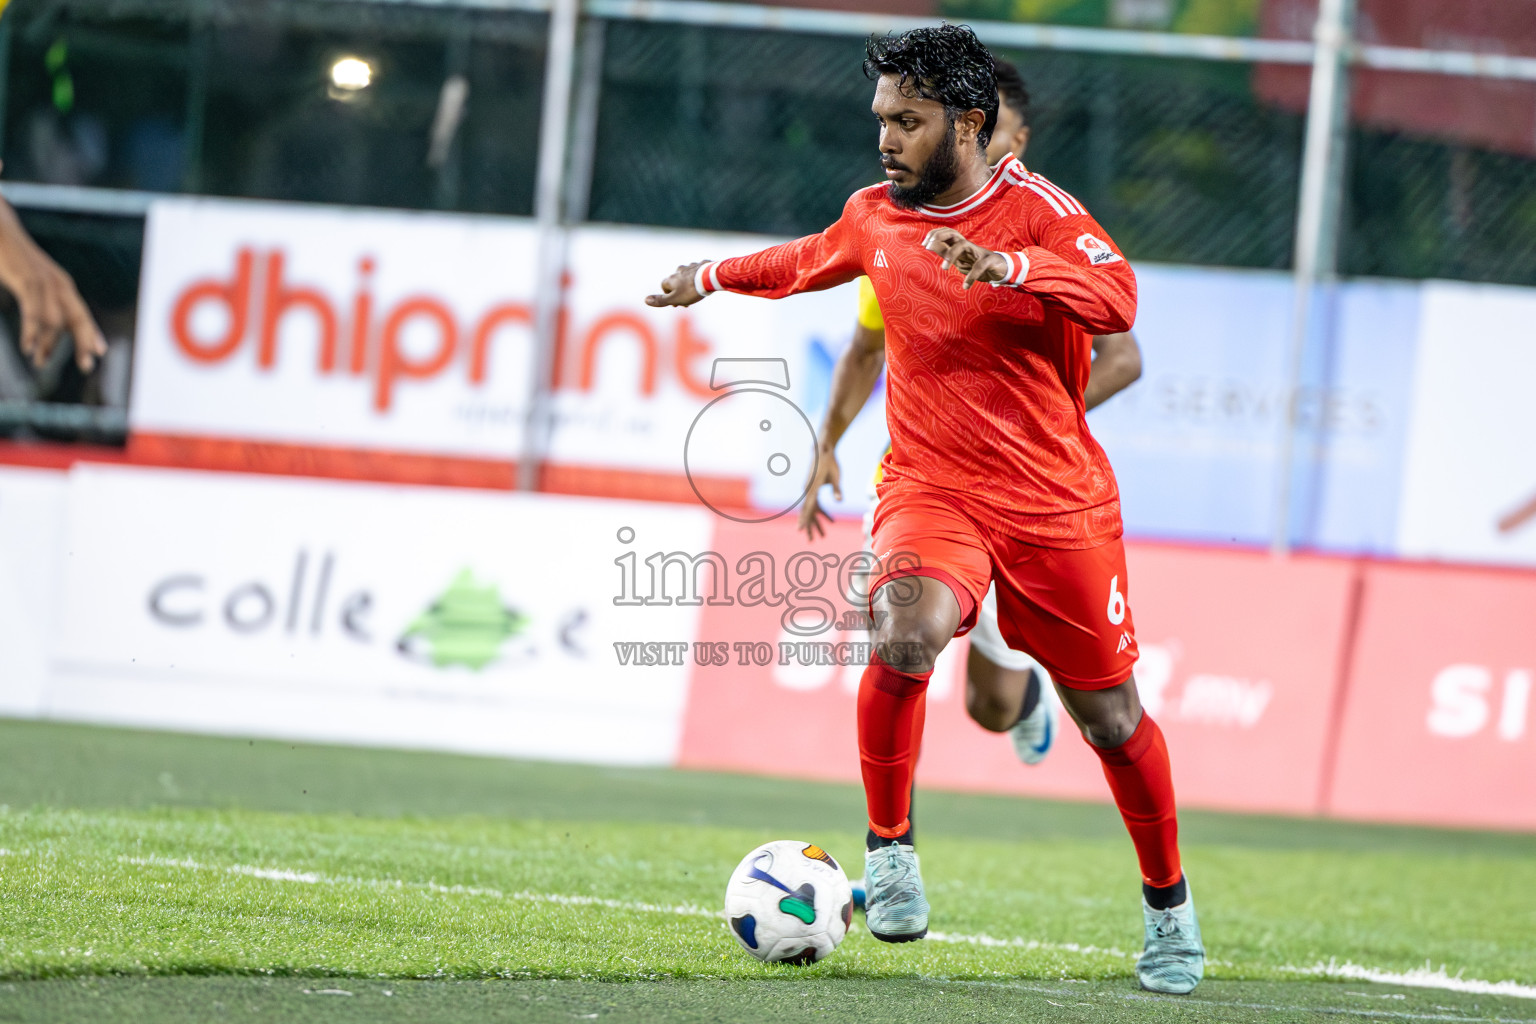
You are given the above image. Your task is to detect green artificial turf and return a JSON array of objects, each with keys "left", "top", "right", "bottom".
[
  {"left": 3, "top": 976, "right": 1535, "bottom": 1024},
  {"left": 1, "top": 719, "right": 1534, "bottom": 1023}
]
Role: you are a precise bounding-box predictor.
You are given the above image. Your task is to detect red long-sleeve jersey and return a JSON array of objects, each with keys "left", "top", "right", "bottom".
[{"left": 696, "top": 154, "right": 1136, "bottom": 548}]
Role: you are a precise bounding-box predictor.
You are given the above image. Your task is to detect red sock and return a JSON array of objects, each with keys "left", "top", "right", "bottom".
[
  {"left": 858, "top": 652, "right": 931, "bottom": 837},
  {"left": 1089, "top": 713, "right": 1183, "bottom": 888},
  {"left": 910, "top": 682, "right": 928, "bottom": 766}
]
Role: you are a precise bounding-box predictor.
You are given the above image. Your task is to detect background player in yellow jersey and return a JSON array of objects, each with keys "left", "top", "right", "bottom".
[{"left": 800, "top": 59, "right": 1144, "bottom": 773}]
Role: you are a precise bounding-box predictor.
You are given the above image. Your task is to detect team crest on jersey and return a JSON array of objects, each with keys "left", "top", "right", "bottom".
[
  {"left": 872, "top": 248, "right": 890, "bottom": 268},
  {"left": 1076, "top": 234, "right": 1122, "bottom": 266}
]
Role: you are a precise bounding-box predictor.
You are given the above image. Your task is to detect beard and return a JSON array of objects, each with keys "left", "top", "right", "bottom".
[{"left": 886, "top": 122, "right": 960, "bottom": 210}]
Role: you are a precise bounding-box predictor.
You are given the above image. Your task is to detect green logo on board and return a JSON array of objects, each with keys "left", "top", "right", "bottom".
[{"left": 397, "top": 569, "right": 528, "bottom": 670}]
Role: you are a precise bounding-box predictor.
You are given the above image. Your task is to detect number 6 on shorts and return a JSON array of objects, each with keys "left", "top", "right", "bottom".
[{"left": 1106, "top": 575, "right": 1126, "bottom": 626}]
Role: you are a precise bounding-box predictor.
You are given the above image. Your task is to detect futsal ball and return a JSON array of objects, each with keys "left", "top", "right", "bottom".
[{"left": 724, "top": 839, "right": 854, "bottom": 964}]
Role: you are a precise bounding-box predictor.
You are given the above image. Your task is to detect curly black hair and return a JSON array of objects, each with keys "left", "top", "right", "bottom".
[
  {"left": 864, "top": 25, "right": 998, "bottom": 148},
  {"left": 995, "top": 58, "right": 1030, "bottom": 126}
]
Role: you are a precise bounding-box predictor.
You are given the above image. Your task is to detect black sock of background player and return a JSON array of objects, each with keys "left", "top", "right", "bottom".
[
  {"left": 1143, "top": 875, "right": 1188, "bottom": 910},
  {"left": 1014, "top": 670, "right": 1042, "bottom": 726}
]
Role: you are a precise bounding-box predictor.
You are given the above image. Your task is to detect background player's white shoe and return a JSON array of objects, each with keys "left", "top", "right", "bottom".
[{"left": 1009, "top": 670, "right": 1060, "bottom": 766}]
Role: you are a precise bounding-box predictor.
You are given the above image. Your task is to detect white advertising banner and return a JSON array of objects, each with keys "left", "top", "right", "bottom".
[
  {"left": 50, "top": 466, "right": 711, "bottom": 764},
  {"left": 1397, "top": 281, "right": 1536, "bottom": 567},
  {"left": 131, "top": 198, "right": 538, "bottom": 458},
  {"left": 552, "top": 225, "right": 883, "bottom": 516},
  {"left": 0, "top": 467, "right": 67, "bottom": 717}
]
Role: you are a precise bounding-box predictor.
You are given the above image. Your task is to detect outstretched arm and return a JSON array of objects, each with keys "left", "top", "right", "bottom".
[
  {"left": 1084, "top": 331, "right": 1142, "bottom": 411},
  {"left": 799, "top": 314, "right": 886, "bottom": 541},
  {"left": 647, "top": 195, "right": 866, "bottom": 307}
]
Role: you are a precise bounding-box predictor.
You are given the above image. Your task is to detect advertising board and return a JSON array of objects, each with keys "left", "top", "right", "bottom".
[
  {"left": 676, "top": 522, "right": 1357, "bottom": 816},
  {"left": 1396, "top": 281, "right": 1536, "bottom": 568},
  {"left": 130, "top": 199, "right": 540, "bottom": 481},
  {"left": 49, "top": 465, "right": 710, "bottom": 765},
  {"left": 1328, "top": 561, "right": 1536, "bottom": 830},
  {"left": 0, "top": 467, "right": 68, "bottom": 717}
]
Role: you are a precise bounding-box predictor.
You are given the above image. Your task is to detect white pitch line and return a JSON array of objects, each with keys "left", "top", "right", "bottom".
[
  {"left": 107, "top": 853, "right": 1536, "bottom": 1002},
  {"left": 1282, "top": 960, "right": 1536, "bottom": 1001},
  {"left": 119, "top": 855, "right": 722, "bottom": 919}
]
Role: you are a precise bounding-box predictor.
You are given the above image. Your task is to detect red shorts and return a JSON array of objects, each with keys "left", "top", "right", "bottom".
[{"left": 869, "top": 482, "right": 1138, "bottom": 690}]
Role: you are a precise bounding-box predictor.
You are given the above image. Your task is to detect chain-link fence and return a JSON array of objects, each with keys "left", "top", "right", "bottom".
[
  {"left": 0, "top": 0, "right": 1533, "bottom": 447},
  {"left": 590, "top": 23, "right": 876, "bottom": 236},
  {"left": 1340, "top": 70, "right": 1536, "bottom": 283},
  {"left": 991, "top": 50, "right": 1305, "bottom": 269},
  {"left": 591, "top": 27, "right": 1308, "bottom": 270},
  {"left": 5, "top": 0, "right": 1532, "bottom": 272},
  {"left": 2, "top": 0, "right": 548, "bottom": 213}
]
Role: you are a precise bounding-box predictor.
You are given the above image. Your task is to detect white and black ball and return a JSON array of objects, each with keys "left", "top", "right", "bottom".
[{"left": 724, "top": 840, "right": 853, "bottom": 964}]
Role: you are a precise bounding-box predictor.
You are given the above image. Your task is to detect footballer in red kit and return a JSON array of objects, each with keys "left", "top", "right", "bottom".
[{"left": 648, "top": 25, "right": 1205, "bottom": 993}]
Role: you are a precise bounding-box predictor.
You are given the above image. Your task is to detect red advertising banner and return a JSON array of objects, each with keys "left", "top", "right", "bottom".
[
  {"left": 915, "top": 543, "right": 1358, "bottom": 814},
  {"left": 1327, "top": 562, "right": 1536, "bottom": 830},
  {"left": 678, "top": 527, "right": 1358, "bottom": 817},
  {"left": 675, "top": 517, "right": 962, "bottom": 787},
  {"left": 1098, "top": 543, "right": 1357, "bottom": 815}
]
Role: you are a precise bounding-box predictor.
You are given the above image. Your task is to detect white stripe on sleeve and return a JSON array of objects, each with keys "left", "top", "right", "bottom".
[
  {"left": 1012, "top": 251, "right": 1031, "bottom": 284},
  {"left": 1032, "top": 176, "right": 1087, "bottom": 216},
  {"left": 1021, "top": 182, "right": 1069, "bottom": 218}
]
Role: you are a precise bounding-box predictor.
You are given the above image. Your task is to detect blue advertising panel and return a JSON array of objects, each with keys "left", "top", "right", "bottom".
[
  {"left": 1086, "top": 266, "right": 1422, "bottom": 552},
  {"left": 1288, "top": 279, "right": 1421, "bottom": 555},
  {"left": 1087, "top": 264, "right": 1294, "bottom": 546},
  {"left": 785, "top": 260, "right": 1425, "bottom": 556}
]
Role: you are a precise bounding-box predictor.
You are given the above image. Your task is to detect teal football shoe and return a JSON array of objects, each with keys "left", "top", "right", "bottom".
[
  {"left": 1136, "top": 880, "right": 1205, "bottom": 994},
  {"left": 863, "top": 842, "right": 929, "bottom": 942}
]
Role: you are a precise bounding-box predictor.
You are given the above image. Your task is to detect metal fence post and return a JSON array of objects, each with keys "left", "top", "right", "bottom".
[
  {"left": 182, "top": 0, "right": 211, "bottom": 194},
  {"left": 519, "top": 0, "right": 582, "bottom": 492},
  {"left": 564, "top": 17, "right": 606, "bottom": 225},
  {"left": 1272, "top": 0, "right": 1357, "bottom": 555},
  {"left": 0, "top": 6, "right": 12, "bottom": 166}
]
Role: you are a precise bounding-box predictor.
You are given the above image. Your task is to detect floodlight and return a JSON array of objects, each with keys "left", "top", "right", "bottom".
[{"left": 330, "top": 56, "right": 373, "bottom": 91}]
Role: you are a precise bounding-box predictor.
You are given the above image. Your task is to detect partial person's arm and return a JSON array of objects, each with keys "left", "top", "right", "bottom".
[
  {"left": 799, "top": 286, "right": 887, "bottom": 540},
  {"left": 1084, "top": 331, "right": 1142, "bottom": 411},
  {"left": 647, "top": 196, "right": 865, "bottom": 308},
  {"left": 0, "top": 193, "right": 105, "bottom": 372}
]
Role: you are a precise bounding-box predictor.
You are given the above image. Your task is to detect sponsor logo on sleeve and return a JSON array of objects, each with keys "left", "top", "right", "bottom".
[{"left": 1076, "top": 234, "right": 1123, "bottom": 266}]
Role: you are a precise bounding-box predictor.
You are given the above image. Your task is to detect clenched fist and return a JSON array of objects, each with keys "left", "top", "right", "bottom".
[
  {"left": 645, "top": 261, "right": 709, "bottom": 308},
  {"left": 922, "top": 228, "right": 1008, "bottom": 290}
]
